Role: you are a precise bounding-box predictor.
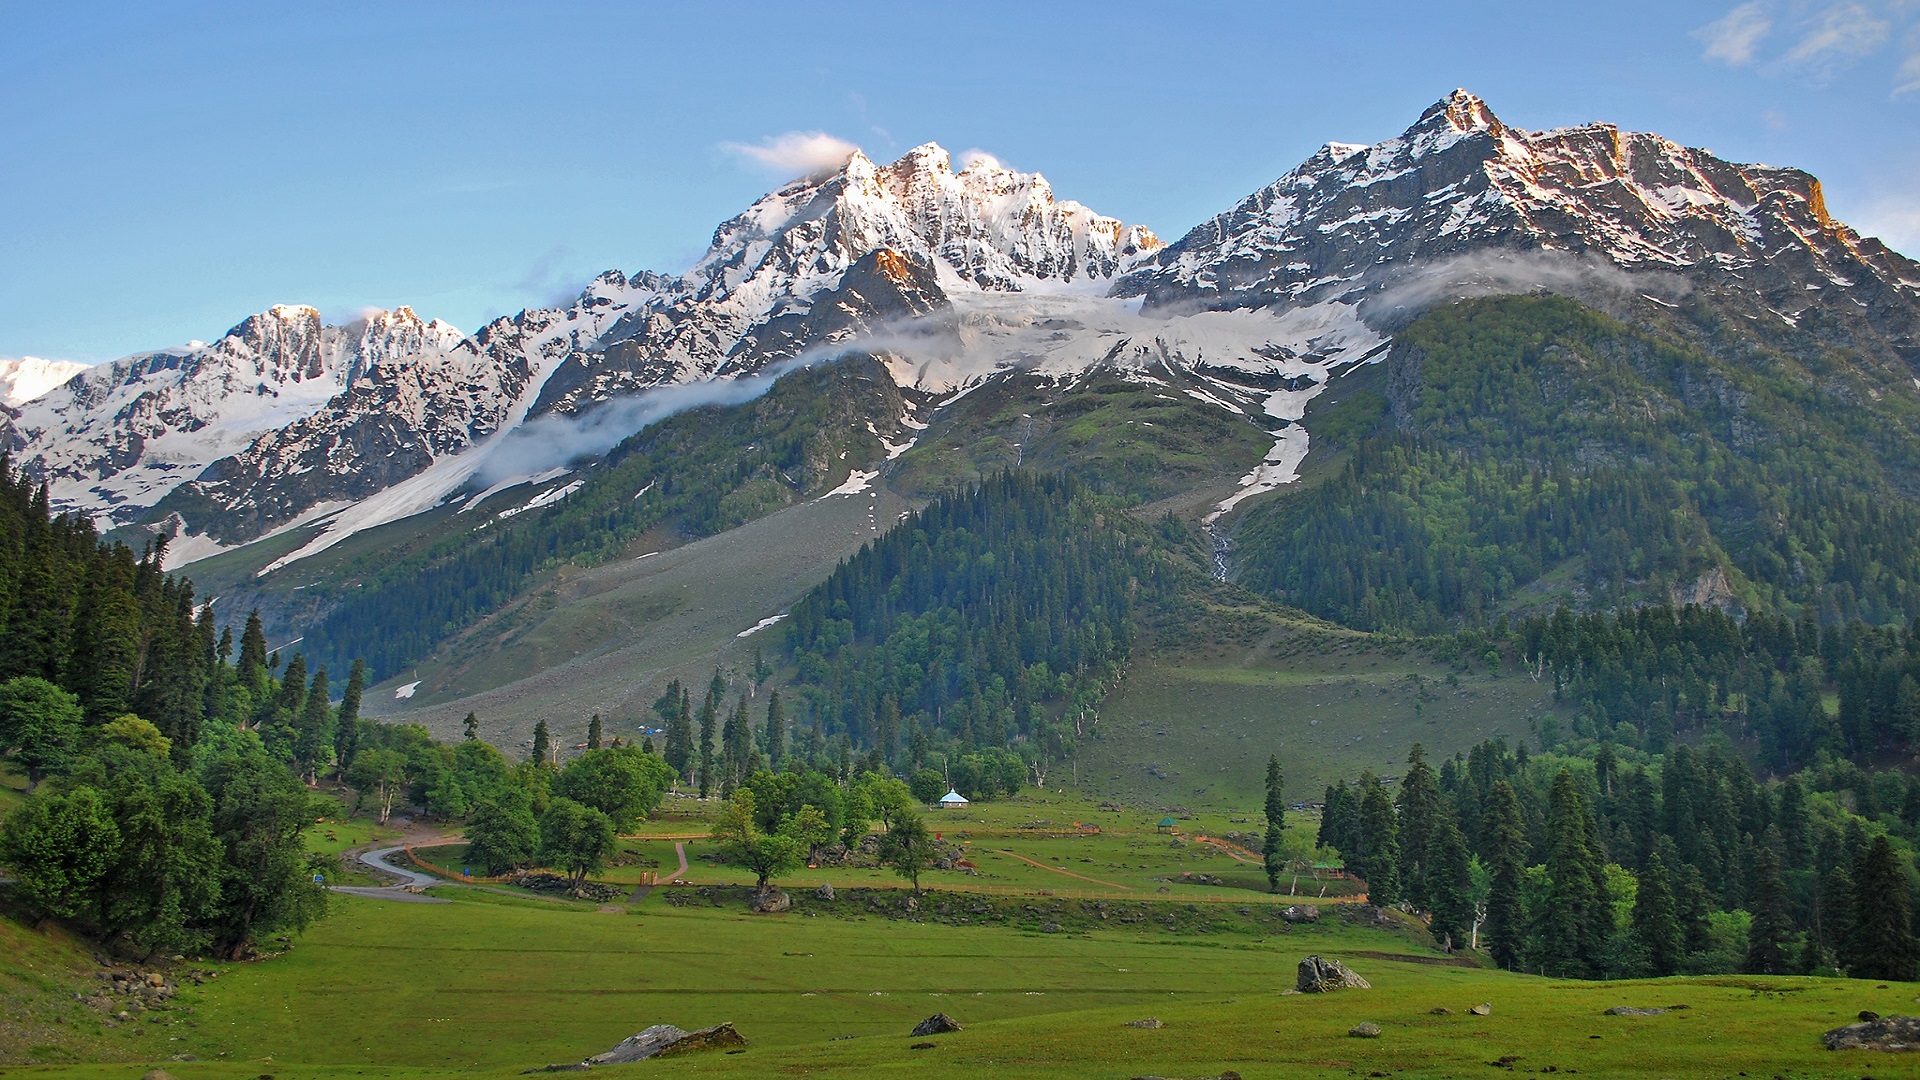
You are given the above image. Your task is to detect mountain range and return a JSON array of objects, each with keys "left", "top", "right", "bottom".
[{"left": 8, "top": 90, "right": 1920, "bottom": 725}]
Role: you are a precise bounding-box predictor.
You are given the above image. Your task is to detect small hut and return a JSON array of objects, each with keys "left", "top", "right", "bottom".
[
  {"left": 1157, "top": 816, "right": 1177, "bottom": 833},
  {"left": 938, "top": 789, "right": 970, "bottom": 809}
]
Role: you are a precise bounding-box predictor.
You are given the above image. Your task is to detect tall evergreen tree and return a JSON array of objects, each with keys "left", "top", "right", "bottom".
[
  {"left": 764, "top": 690, "right": 786, "bottom": 769},
  {"left": 1543, "top": 768, "right": 1605, "bottom": 977},
  {"left": 588, "top": 714, "right": 603, "bottom": 751},
  {"left": 462, "top": 712, "right": 479, "bottom": 741},
  {"left": 237, "top": 610, "right": 269, "bottom": 686},
  {"left": 292, "top": 667, "right": 333, "bottom": 783},
  {"left": 1263, "top": 755, "right": 1286, "bottom": 893},
  {"left": 531, "top": 719, "right": 552, "bottom": 766},
  {"left": 334, "top": 659, "right": 365, "bottom": 773},
  {"left": 1426, "top": 809, "right": 1474, "bottom": 951},
  {"left": 1482, "top": 779, "right": 1528, "bottom": 970},
  {"left": 1353, "top": 773, "right": 1401, "bottom": 906},
  {"left": 1395, "top": 744, "right": 1442, "bottom": 909},
  {"left": 1845, "top": 835, "right": 1919, "bottom": 981},
  {"left": 697, "top": 675, "right": 719, "bottom": 799},
  {"left": 1744, "top": 844, "right": 1795, "bottom": 975},
  {"left": 1632, "top": 850, "right": 1682, "bottom": 976}
]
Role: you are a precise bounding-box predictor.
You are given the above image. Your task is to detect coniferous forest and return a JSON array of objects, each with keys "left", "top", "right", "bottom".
[{"left": 0, "top": 456, "right": 327, "bottom": 959}]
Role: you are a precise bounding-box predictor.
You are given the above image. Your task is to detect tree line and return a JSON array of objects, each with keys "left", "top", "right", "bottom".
[{"left": 1315, "top": 737, "right": 1920, "bottom": 981}]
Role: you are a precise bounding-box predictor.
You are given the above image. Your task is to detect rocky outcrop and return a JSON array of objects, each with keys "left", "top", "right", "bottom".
[
  {"left": 1296, "top": 955, "right": 1370, "bottom": 992},
  {"left": 576, "top": 1022, "right": 746, "bottom": 1065},
  {"left": 748, "top": 889, "right": 791, "bottom": 913},
  {"left": 1822, "top": 1014, "right": 1920, "bottom": 1051},
  {"left": 911, "top": 1013, "right": 963, "bottom": 1036}
]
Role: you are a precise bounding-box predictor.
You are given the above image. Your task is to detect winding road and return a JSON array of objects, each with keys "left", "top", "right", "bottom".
[{"left": 329, "top": 842, "right": 451, "bottom": 904}]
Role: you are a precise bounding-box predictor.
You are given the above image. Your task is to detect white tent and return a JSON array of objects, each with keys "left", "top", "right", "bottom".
[{"left": 938, "top": 789, "right": 969, "bottom": 808}]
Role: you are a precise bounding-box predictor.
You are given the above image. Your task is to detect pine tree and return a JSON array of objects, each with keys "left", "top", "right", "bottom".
[
  {"left": 1845, "top": 835, "right": 1919, "bottom": 981},
  {"left": 1263, "top": 755, "right": 1285, "bottom": 893},
  {"left": 334, "top": 659, "right": 364, "bottom": 773},
  {"left": 1426, "top": 809, "right": 1474, "bottom": 951},
  {"left": 1319, "top": 782, "right": 1357, "bottom": 855},
  {"left": 531, "top": 719, "right": 552, "bottom": 766},
  {"left": 720, "top": 698, "right": 747, "bottom": 796},
  {"left": 764, "top": 690, "right": 786, "bottom": 769},
  {"left": 588, "top": 714, "right": 603, "bottom": 751},
  {"left": 1482, "top": 779, "right": 1527, "bottom": 970},
  {"left": 658, "top": 680, "right": 692, "bottom": 779},
  {"left": 1395, "top": 744, "right": 1441, "bottom": 909},
  {"left": 1744, "top": 844, "right": 1794, "bottom": 975},
  {"left": 1354, "top": 774, "right": 1400, "bottom": 906},
  {"left": 237, "top": 610, "right": 269, "bottom": 686},
  {"left": 291, "top": 667, "right": 333, "bottom": 783},
  {"left": 1810, "top": 863, "right": 1854, "bottom": 972},
  {"left": 1632, "top": 850, "right": 1681, "bottom": 976},
  {"left": 1543, "top": 768, "right": 1603, "bottom": 977},
  {"left": 697, "top": 677, "right": 719, "bottom": 799},
  {"left": 462, "top": 712, "right": 479, "bottom": 741}
]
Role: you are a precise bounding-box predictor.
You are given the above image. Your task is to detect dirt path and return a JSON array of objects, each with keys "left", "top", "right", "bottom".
[
  {"left": 626, "top": 841, "right": 691, "bottom": 903},
  {"left": 994, "top": 849, "right": 1132, "bottom": 891},
  {"left": 1193, "top": 836, "right": 1262, "bottom": 865},
  {"left": 331, "top": 820, "right": 461, "bottom": 903}
]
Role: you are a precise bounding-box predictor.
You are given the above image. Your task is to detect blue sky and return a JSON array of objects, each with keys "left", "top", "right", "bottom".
[{"left": 3, "top": 0, "right": 1917, "bottom": 364}]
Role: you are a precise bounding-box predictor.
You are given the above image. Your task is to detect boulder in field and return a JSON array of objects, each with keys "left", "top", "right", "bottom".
[
  {"left": 749, "top": 890, "right": 791, "bottom": 913},
  {"left": 1603, "top": 1006, "right": 1668, "bottom": 1016},
  {"left": 1280, "top": 904, "right": 1320, "bottom": 923},
  {"left": 1296, "top": 955, "right": 1370, "bottom": 993},
  {"left": 1823, "top": 1014, "right": 1920, "bottom": 1051},
  {"left": 911, "top": 1013, "right": 963, "bottom": 1036},
  {"left": 1127, "top": 1017, "right": 1164, "bottom": 1029},
  {"left": 587, "top": 1022, "right": 746, "bottom": 1064},
  {"left": 1470, "top": 1002, "right": 1492, "bottom": 1016},
  {"left": 1349, "top": 1021, "right": 1382, "bottom": 1038}
]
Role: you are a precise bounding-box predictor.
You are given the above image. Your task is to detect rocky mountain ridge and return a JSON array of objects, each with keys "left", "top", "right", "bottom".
[{"left": 9, "top": 91, "right": 1919, "bottom": 563}]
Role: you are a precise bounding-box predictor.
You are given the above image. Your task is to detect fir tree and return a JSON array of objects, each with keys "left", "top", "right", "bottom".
[
  {"left": 1482, "top": 779, "right": 1528, "bottom": 970},
  {"left": 764, "top": 690, "right": 786, "bottom": 769},
  {"left": 1744, "top": 844, "right": 1794, "bottom": 975},
  {"left": 697, "top": 675, "right": 719, "bottom": 799},
  {"left": 1263, "top": 755, "right": 1285, "bottom": 893},
  {"left": 1632, "top": 850, "right": 1681, "bottom": 976},
  {"left": 1354, "top": 774, "right": 1401, "bottom": 906},
  {"left": 588, "top": 714, "right": 603, "bottom": 751},
  {"left": 1543, "top": 768, "right": 1604, "bottom": 977},
  {"left": 531, "top": 719, "right": 552, "bottom": 766},
  {"left": 462, "top": 712, "right": 479, "bottom": 741},
  {"left": 1395, "top": 744, "right": 1441, "bottom": 909},
  {"left": 334, "top": 659, "right": 364, "bottom": 773},
  {"left": 237, "top": 610, "right": 269, "bottom": 687},
  {"left": 1845, "top": 835, "right": 1919, "bottom": 981},
  {"left": 1426, "top": 808, "right": 1474, "bottom": 951},
  {"left": 292, "top": 667, "right": 333, "bottom": 783}
]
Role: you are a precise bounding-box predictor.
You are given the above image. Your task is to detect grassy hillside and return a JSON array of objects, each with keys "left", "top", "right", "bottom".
[{"left": 1235, "top": 293, "right": 1920, "bottom": 631}]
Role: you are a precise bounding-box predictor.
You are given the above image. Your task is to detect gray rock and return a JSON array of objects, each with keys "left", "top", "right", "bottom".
[
  {"left": 586, "top": 1022, "right": 746, "bottom": 1065},
  {"left": 911, "top": 1013, "right": 963, "bottom": 1036},
  {"left": 1296, "top": 955, "right": 1371, "bottom": 993},
  {"left": 1603, "top": 1006, "right": 1669, "bottom": 1016},
  {"left": 1470, "top": 1002, "right": 1491, "bottom": 1016},
  {"left": 140, "top": 1071, "right": 179, "bottom": 1080},
  {"left": 1126, "top": 1018, "right": 1164, "bottom": 1029},
  {"left": 1823, "top": 1014, "right": 1920, "bottom": 1051},
  {"left": 1429, "top": 1007, "right": 1452, "bottom": 1015},
  {"left": 748, "top": 890, "right": 791, "bottom": 913},
  {"left": 1349, "top": 1021, "right": 1382, "bottom": 1038},
  {"left": 815, "top": 883, "right": 835, "bottom": 901},
  {"left": 1280, "top": 904, "right": 1320, "bottom": 923}
]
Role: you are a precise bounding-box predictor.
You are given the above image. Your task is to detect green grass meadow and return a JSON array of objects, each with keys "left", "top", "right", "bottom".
[{"left": 2, "top": 885, "right": 1906, "bottom": 1080}]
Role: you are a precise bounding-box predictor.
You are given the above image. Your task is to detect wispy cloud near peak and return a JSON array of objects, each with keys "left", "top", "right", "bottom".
[
  {"left": 1697, "top": 2, "right": 1773, "bottom": 65},
  {"left": 721, "top": 131, "right": 860, "bottom": 178}
]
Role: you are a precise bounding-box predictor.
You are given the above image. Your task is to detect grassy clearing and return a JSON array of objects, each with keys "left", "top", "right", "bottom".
[
  {"left": 1085, "top": 624, "right": 1560, "bottom": 806},
  {"left": 0, "top": 888, "right": 1902, "bottom": 1080}
]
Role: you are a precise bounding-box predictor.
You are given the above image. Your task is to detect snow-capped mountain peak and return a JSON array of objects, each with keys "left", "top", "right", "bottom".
[
  {"left": 1115, "top": 90, "right": 1920, "bottom": 334},
  {"left": 0, "top": 357, "right": 90, "bottom": 407}
]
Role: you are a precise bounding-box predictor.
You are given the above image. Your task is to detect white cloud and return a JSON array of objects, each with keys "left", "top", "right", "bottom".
[
  {"left": 1898, "top": 31, "right": 1920, "bottom": 93},
  {"left": 1784, "top": 2, "right": 1892, "bottom": 69},
  {"left": 1697, "top": 2, "right": 1773, "bottom": 65},
  {"left": 958, "top": 149, "right": 1008, "bottom": 172},
  {"left": 721, "top": 131, "right": 860, "bottom": 177}
]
